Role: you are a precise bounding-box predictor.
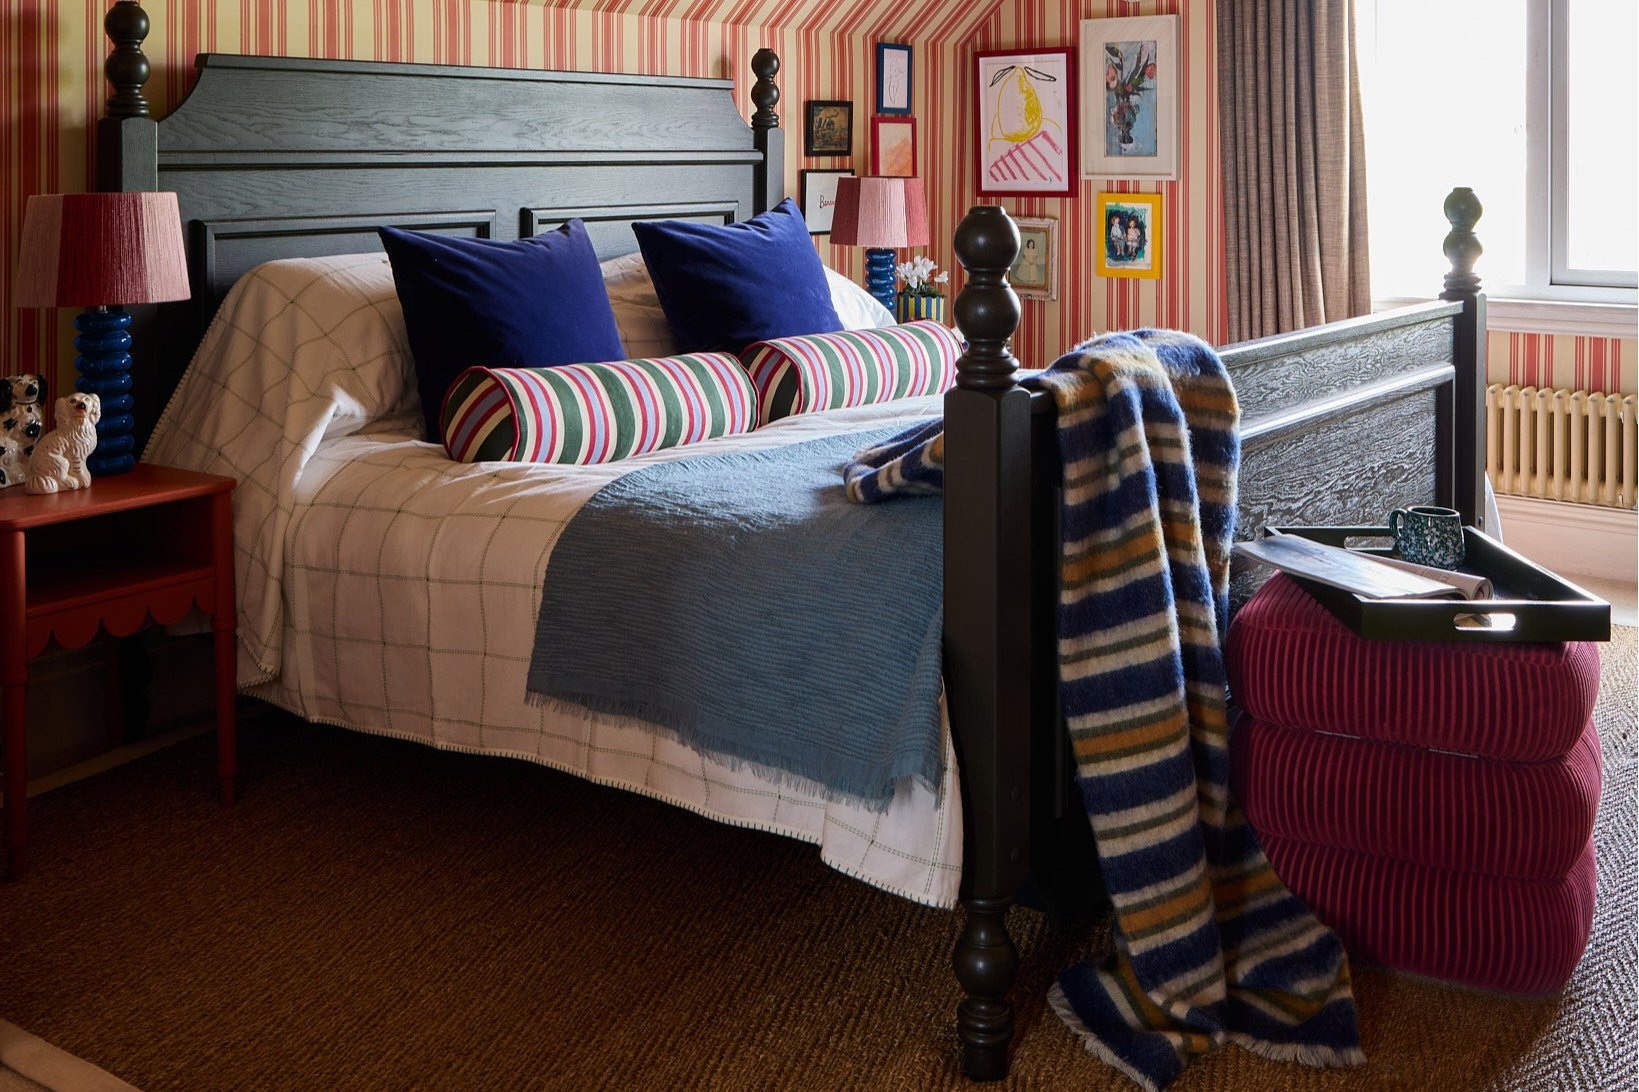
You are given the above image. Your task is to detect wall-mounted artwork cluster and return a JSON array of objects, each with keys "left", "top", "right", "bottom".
[
  {"left": 975, "top": 14, "right": 1177, "bottom": 291},
  {"left": 801, "top": 41, "right": 922, "bottom": 234}
]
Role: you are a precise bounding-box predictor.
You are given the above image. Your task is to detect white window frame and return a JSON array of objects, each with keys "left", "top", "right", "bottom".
[
  {"left": 1374, "top": 0, "right": 1636, "bottom": 334},
  {"left": 1543, "top": 0, "right": 1635, "bottom": 292}
]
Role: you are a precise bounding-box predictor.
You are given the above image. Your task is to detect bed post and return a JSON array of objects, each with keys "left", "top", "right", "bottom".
[
  {"left": 97, "top": 1, "right": 158, "bottom": 192},
  {"left": 749, "top": 50, "right": 784, "bottom": 215},
  {"left": 944, "top": 206, "right": 1033, "bottom": 1081},
  {"left": 1439, "top": 187, "right": 1488, "bottom": 531}
]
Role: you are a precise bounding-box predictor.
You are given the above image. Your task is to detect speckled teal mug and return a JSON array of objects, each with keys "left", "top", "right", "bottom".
[{"left": 1388, "top": 505, "right": 1466, "bottom": 569}]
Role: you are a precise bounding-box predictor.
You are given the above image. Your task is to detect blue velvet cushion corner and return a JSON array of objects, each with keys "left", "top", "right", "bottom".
[
  {"left": 379, "top": 221, "right": 626, "bottom": 438},
  {"left": 631, "top": 198, "right": 843, "bottom": 354}
]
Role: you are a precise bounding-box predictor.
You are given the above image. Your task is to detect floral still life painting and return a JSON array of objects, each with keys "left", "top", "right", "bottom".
[
  {"left": 1103, "top": 39, "right": 1158, "bottom": 156},
  {"left": 1094, "top": 192, "right": 1162, "bottom": 280},
  {"left": 975, "top": 48, "right": 1076, "bottom": 197},
  {"left": 1080, "top": 15, "right": 1178, "bottom": 180}
]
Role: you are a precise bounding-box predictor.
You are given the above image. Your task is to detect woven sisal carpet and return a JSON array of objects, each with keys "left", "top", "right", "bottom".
[{"left": 1, "top": 629, "right": 1633, "bottom": 1091}]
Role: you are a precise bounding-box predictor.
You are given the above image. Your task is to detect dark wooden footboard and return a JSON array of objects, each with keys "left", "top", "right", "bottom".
[{"left": 942, "top": 192, "right": 1488, "bottom": 1079}]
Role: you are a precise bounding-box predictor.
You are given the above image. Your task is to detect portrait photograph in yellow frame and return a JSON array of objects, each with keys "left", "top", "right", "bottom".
[{"left": 1095, "top": 192, "right": 1162, "bottom": 279}]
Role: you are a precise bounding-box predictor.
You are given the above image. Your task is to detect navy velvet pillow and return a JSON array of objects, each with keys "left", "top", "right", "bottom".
[
  {"left": 379, "top": 221, "right": 626, "bottom": 438},
  {"left": 631, "top": 198, "right": 843, "bottom": 354}
]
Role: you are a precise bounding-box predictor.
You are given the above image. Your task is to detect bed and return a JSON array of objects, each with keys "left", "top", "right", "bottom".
[{"left": 97, "top": 4, "right": 1489, "bottom": 1080}]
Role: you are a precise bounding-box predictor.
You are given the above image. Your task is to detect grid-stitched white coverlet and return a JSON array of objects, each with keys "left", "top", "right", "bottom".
[{"left": 145, "top": 254, "right": 963, "bottom": 907}]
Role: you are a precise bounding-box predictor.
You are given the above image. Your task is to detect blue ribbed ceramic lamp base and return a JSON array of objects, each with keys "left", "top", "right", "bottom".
[
  {"left": 863, "top": 248, "right": 897, "bottom": 313},
  {"left": 74, "top": 307, "right": 137, "bottom": 476}
]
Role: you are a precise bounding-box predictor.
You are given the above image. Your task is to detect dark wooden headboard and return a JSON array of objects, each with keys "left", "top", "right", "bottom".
[{"left": 97, "top": 2, "right": 785, "bottom": 443}]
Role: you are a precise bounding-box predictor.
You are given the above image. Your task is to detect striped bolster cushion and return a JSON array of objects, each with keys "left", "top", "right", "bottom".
[
  {"left": 1226, "top": 574, "right": 1600, "bottom": 760},
  {"left": 440, "top": 354, "right": 757, "bottom": 464},
  {"left": 1261, "top": 834, "right": 1596, "bottom": 996},
  {"left": 740, "top": 320, "right": 962, "bottom": 423},
  {"left": 1231, "top": 714, "right": 1601, "bottom": 880}
]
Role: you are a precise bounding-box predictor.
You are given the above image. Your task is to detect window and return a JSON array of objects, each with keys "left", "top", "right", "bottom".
[{"left": 1357, "top": 0, "right": 1637, "bottom": 305}]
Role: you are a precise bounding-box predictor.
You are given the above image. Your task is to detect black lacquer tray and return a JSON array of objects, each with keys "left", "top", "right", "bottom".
[{"left": 1268, "top": 526, "right": 1612, "bottom": 643}]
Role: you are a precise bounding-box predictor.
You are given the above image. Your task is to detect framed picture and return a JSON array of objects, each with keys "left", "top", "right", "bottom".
[
  {"left": 803, "top": 100, "right": 853, "bottom": 157},
  {"left": 975, "top": 48, "right": 1077, "bottom": 198},
  {"left": 1080, "top": 15, "right": 1178, "bottom": 180},
  {"left": 800, "top": 169, "right": 853, "bottom": 234},
  {"left": 1095, "top": 192, "right": 1163, "bottom": 279},
  {"left": 871, "top": 116, "right": 917, "bottom": 177},
  {"left": 1009, "top": 217, "right": 1060, "bottom": 300},
  {"left": 876, "top": 43, "right": 913, "bottom": 115}
]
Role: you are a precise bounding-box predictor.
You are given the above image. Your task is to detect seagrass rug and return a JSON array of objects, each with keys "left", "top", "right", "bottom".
[{"left": 0, "top": 629, "right": 1632, "bottom": 1091}]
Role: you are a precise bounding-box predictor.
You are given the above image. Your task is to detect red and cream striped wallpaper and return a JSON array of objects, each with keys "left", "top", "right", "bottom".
[
  {"left": 3, "top": 1, "right": 1632, "bottom": 400},
  {"left": 0, "top": 0, "right": 996, "bottom": 397},
  {"left": 1488, "top": 330, "right": 1635, "bottom": 396}
]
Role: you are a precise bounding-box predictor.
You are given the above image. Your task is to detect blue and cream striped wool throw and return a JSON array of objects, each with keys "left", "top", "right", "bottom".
[{"left": 847, "top": 329, "right": 1363, "bottom": 1090}]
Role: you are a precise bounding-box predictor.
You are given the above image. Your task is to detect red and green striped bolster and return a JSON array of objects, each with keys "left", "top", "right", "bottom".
[
  {"left": 739, "top": 320, "right": 963, "bottom": 424},
  {"left": 439, "top": 353, "right": 758, "bottom": 465}
]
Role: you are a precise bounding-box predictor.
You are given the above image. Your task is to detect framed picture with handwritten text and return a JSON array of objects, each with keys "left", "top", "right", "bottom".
[
  {"left": 800, "top": 169, "right": 853, "bottom": 234},
  {"left": 974, "top": 48, "right": 1076, "bottom": 198}
]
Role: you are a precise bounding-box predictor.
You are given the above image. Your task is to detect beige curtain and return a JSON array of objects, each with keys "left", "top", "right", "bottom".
[{"left": 1218, "top": 0, "right": 1371, "bottom": 342}]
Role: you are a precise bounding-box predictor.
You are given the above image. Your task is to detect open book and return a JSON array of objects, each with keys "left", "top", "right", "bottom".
[{"left": 1235, "top": 533, "right": 1494, "bottom": 601}]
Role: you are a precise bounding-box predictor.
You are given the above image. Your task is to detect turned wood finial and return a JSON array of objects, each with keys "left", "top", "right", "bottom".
[
  {"left": 952, "top": 206, "right": 1022, "bottom": 391},
  {"left": 105, "top": 0, "right": 152, "bottom": 119},
  {"left": 750, "top": 49, "right": 780, "bottom": 131},
  {"left": 1440, "top": 187, "right": 1483, "bottom": 300}
]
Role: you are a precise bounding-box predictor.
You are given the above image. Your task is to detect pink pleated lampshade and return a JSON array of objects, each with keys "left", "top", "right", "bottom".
[
  {"left": 830, "top": 176, "right": 929, "bottom": 249},
  {"left": 14, "top": 191, "right": 190, "bottom": 308}
]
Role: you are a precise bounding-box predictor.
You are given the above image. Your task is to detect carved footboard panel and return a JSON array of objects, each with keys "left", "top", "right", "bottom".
[{"left": 1224, "top": 302, "right": 1463, "bottom": 609}]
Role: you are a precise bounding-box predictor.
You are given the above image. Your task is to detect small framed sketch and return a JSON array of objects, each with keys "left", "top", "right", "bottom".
[
  {"left": 876, "top": 43, "right": 913, "bottom": 115},
  {"left": 1080, "top": 15, "right": 1179, "bottom": 180},
  {"left": 1095, "top": 192, "right": 1162, "bottom": 279},
  {"left": 871, "top": 116, "right": 917, "bottom": 177},
  {"left": 976, "top": 47, "right": 1077, "bottom": 198},
  {"left": 1009, "top": 216, "right": 1060, "bottom": 300},
  {"left": 804, "top": 100, "right": 853, "bottom": 157},
  {"left": 800, "top": 169, "right": 853, "bottom": 234}
]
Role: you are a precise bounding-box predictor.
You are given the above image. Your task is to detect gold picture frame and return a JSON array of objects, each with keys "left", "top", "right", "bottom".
[
  {"left": 1008, "top": 216, "right": 1059, "bottom": 300},
  {"left": 1094, "top": 192, "right": 1162, "bottom": 280}
]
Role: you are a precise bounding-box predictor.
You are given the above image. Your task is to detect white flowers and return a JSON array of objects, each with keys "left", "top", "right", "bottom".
[{"left": 895, "top": 254, "right": 950, "bottom": 297}]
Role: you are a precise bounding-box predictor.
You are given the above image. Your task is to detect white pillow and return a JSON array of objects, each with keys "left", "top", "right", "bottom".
[
  {"left": 600, "top": 252, "right": 896, "bottom": 360},
  {"left": 600, "top": 251, "right": 677, "bottom": 360},
  {"left": 824, "top": 266, "right": 898, "bottom": 330}
]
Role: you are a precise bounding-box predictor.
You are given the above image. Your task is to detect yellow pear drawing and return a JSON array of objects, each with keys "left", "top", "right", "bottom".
[{"left": 995, "top": 66, "right": 1042, "bottom": 143}]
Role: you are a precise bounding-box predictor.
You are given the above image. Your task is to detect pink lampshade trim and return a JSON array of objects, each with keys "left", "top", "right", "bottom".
[
  {"left": 14, "top": 191, "right": 191, "bottom": 308},
  {"left": 829, "top": 176, "right": 929, "bottom": 249}
]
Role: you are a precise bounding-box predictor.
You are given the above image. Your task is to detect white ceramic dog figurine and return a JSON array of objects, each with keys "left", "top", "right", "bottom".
[
  {"left": 25, "top": 393, "right": 100, "bottom": 494},
  {"left": 0, "top": 373, "right": 46, "bottom": 488}
]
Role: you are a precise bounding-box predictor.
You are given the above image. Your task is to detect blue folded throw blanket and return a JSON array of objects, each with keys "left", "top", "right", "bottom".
[{"left": 526, "top": 427, "right": 944, "bottom": 809}]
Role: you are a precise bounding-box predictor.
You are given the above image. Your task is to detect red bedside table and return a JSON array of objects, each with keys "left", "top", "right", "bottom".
[{"left": 0, "top": 463, "right": 238, "bottom": 880}]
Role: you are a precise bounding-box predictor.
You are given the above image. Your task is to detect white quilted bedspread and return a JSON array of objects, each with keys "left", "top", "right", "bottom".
[{"left": 145, "top": 253, "right": 963, "bottom": 908}]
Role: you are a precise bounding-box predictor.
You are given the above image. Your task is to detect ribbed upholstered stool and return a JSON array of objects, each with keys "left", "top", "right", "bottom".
[{"left": 1226, "top": 574, "right": 1602, "bottom": 995}]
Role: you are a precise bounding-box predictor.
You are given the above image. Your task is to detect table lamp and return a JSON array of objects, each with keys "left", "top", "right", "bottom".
[
  {"left": 14, "top": 191, "right": 190, "bottom": 476},
  {"left": 829, "top": 176, "right": 929, "bottom": 312}
]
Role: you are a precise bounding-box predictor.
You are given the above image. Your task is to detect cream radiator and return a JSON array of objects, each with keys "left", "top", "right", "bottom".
[{"left": 1486, "top": 384, "right": 1638, "bottom": 509}]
